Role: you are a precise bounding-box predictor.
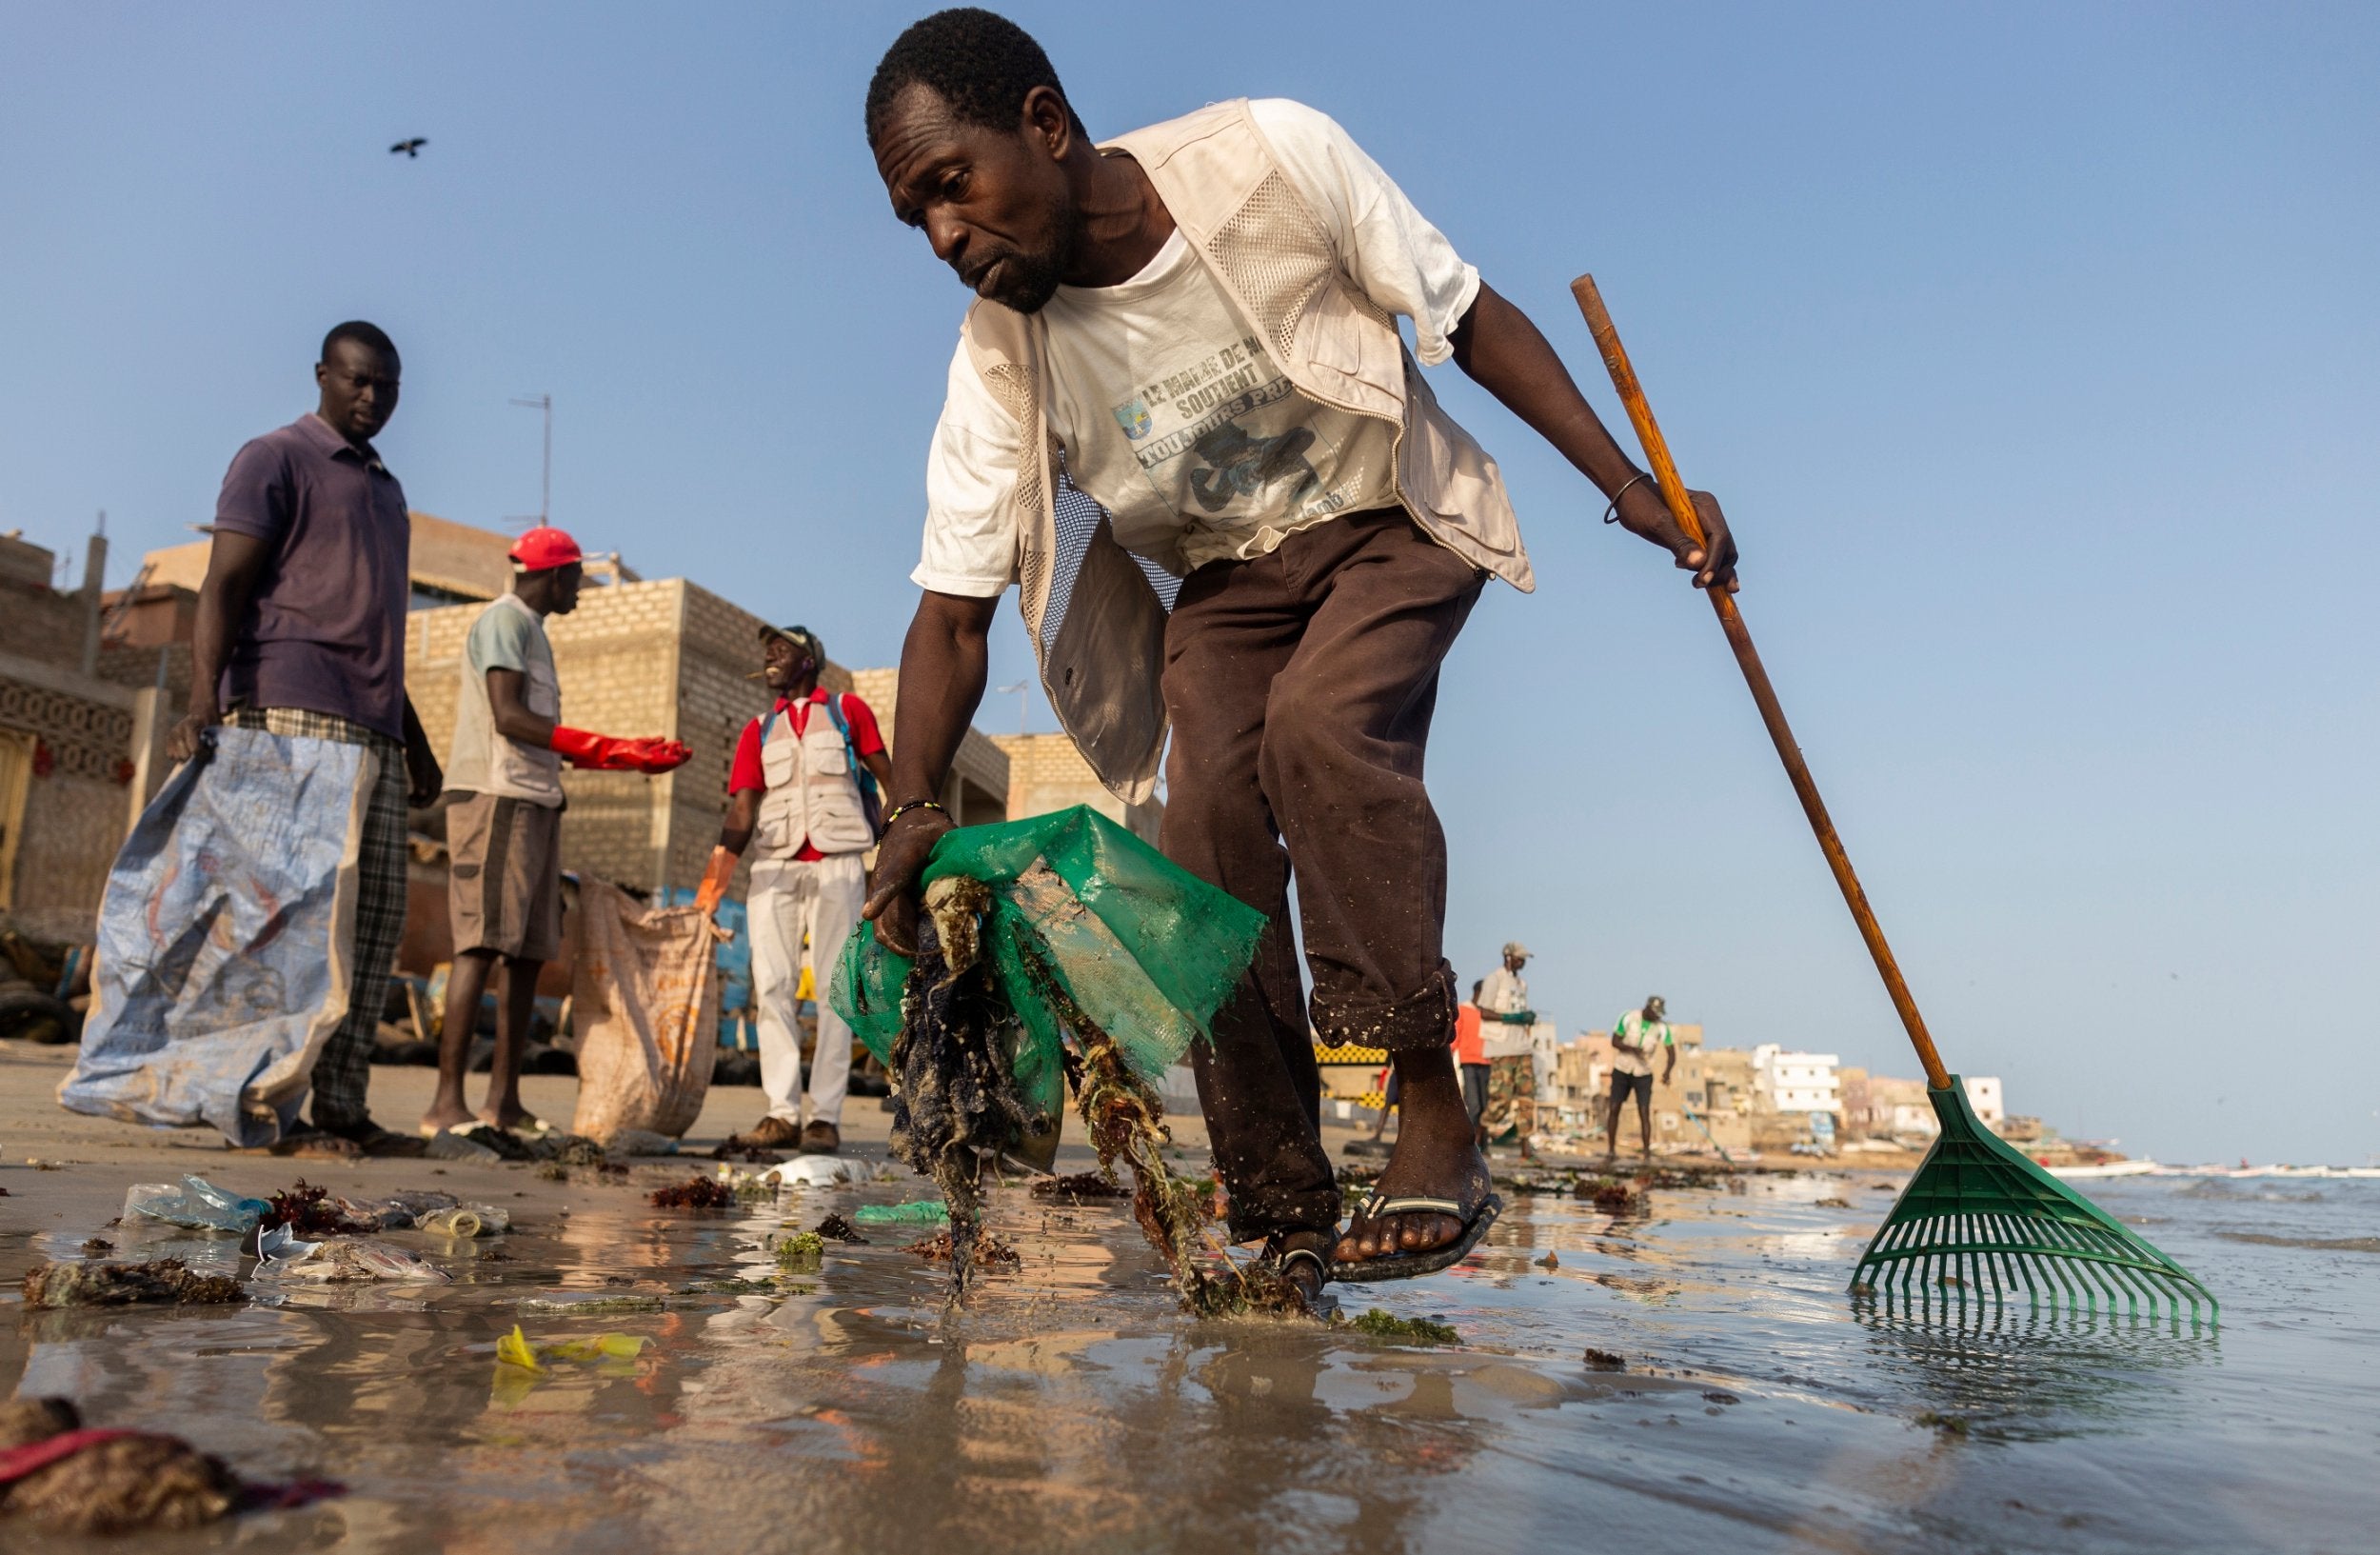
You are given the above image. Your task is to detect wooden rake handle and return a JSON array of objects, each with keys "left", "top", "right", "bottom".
[{"left": 1569, "top": 274, "right": 1951, "bottom": 1091}]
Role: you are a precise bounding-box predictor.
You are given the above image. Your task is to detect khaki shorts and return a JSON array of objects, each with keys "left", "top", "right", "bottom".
[{"left": 446, "top": 792, "right": 564, "bottom": 961}]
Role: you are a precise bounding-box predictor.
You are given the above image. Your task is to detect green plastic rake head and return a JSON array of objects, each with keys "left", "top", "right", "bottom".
[
  {"left": 1850, "top": 1080, "right": 2216, "bottom": 1324},
  {"left": 1576, "top": 276, "right": 2216, "bottom": 1331}
]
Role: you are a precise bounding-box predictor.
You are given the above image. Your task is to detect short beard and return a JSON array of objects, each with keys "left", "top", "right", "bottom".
[{"left": 985, "top": 190, "right": 1084, "bottom": 314}]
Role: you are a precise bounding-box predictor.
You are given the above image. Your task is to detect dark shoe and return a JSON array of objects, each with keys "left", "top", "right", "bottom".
[
  {"left": 797, "top": 1122, "right": 841, "bottom": 1155},
  {"left": 253, "top": 1123, "right": 362, "bottom": 1160},
  {"left": 724, "top": 1116, "right": 803, "bottom": 1151},
  {"left": 317, "top": 1119, "right": 429, "bottom": 1158}
]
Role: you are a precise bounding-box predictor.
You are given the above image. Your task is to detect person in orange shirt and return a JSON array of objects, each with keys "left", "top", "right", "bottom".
[{"left": 1454, "top": 980, "right": 1490, "bottom": 1143}]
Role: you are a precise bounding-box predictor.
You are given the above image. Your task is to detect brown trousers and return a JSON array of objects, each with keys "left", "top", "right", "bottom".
[{"left": 1160, "top": 509, "right": 1484, "bottom": 1239}]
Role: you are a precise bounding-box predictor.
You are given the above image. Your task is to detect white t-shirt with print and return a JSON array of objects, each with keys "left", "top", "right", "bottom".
[{"left": 914, "top": 98, "right": 1481, "bottom": 594}]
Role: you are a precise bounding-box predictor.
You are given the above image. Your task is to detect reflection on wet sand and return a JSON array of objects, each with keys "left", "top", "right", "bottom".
[{"left": 2, "top": 1170, "right": 2373, "bottom": 1553}]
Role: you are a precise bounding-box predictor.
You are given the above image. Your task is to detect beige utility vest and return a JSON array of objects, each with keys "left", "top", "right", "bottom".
[
  {"left": 754, "top": 699, "right": 873, "bottom": 860},
  {"left": 959, "top": 98, "right": 1533, "bottom": 805}
]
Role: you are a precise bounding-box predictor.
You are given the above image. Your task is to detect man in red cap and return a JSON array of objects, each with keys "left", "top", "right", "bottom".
[
  {"left": 693, "top": 624, "right": 892, "bottom": 1154},
  {"left": 422, "top": 526, "right": 689, "bottom": 1141}
]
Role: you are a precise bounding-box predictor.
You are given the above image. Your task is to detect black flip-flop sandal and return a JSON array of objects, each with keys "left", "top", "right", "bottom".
[
  {"left": 1329, "top": 1191, "right": 1503, "bottom": 1284},
  {"left": 1258, "top": 1231, "right": 1335, "bottom": 1316}
]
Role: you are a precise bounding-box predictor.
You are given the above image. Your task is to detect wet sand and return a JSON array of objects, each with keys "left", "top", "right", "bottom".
[{"left": 1, "top": 1044, "right": 2371, "bottom": 1553}]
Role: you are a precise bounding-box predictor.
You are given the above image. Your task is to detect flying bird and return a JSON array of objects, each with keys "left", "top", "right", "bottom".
[{"left": 389, "top": 138, "right": 427, "bottom": 158}]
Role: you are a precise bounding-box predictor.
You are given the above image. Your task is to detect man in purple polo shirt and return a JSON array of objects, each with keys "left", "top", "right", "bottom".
[{"left": 166, "top": 320, "right": 442, "bottom": 1156}]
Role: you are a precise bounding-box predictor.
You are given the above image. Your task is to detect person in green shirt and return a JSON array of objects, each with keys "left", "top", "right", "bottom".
[{"left": 1604, "top": 996, "right": 1676, "bottom": 1165}]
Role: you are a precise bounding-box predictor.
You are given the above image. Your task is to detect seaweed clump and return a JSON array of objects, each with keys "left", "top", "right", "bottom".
[
  {"left": 1026, "top": 946, "right": 1299, "bottom": 1319},
  {"left": 815, "top": 1212, "right": 867, "bottom": 1245},
  {"left": 1030, "top": 1172, "right": 1128, "bottom": 1202},
  {"left": 262, "top": 1180, "right": 376, "bottom": 1236},
  {"left": 885, "top": 877, "right": 1036, "bottom": 1297},
  {"left": 904, "top": 1229, "right": 1021, "bottom": 1266},
  {"left": 648, "top": 1176, "right": 736, "bottom": 1210},
  {"left": 23, "top": 1260, "right": 247, "bottom": 1309},
  {"left": 886, "top": 870, "right": 1298, "bottom": 1318},
  {"left": 1344, "top": 1308, "right": 1460, "bottom": 1346}
]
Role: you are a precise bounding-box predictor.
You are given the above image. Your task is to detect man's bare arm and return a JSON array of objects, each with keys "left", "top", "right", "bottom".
[
  {"left": 399, "top": 694, "right": 442, "bottom": 806},
  {"left": 168, "top": 530, "right": 272, "bottom": 761},
  {"left": 1450, "top": 280, "right": 1737, "bottom": 591},
  {"left": 715, "top": 787, "right": 761, "bottom": 854},
  {"left": 862, "top": 589, "right": 999, "bottom": 953}
]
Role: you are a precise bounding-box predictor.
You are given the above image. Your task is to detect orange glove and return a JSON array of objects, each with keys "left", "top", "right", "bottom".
[
  {"left": 551, "top": 728, "right": 691, "bottom": 773},
  {"left": 693, "top": 846, "right": 738, "bottom": 942}
]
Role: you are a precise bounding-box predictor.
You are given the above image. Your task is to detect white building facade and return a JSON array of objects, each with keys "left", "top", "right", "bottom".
[{"left": 1753, "top": 1044, "right": 1842, "bottom": 1117}]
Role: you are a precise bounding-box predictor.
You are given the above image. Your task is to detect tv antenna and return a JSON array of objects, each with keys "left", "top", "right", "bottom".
[
  {"left": 508, "top": 394, "right": 552, "bottom": 525},
  {"left": 996, "top": 680, "right": 1030, "bottom": 735}
]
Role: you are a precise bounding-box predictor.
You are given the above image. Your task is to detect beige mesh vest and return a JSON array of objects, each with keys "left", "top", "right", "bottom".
[
  {"left": 754, "top": 698, "right": 875, "bottom": 860},
  {"left": 959, "top": 98, "right": 1532, "bottom": 805}
]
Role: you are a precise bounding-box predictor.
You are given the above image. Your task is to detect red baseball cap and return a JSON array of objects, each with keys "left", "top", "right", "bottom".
[{"left": 508, "top": 526, "right": 584, "bottom": 571}]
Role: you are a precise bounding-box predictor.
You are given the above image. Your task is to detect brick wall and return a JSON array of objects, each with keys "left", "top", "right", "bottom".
[
  {"left": 847, "top": 665, "right": 1013, "bottom": 825},
  {"left": 407, "top": 579, "right": 691, "bottom": 891},
  {"left": 402, "top": 584, "right": 1039, "bottom": 897},
  {"left": 992, "top": 731, "right": 1161, "bottom": 841},
  {"left": 0, "top": 577, "right": 90, "bottom": 665}
]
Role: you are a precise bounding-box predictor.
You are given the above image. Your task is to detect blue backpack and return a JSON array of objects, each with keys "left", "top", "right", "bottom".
[{"left": 820, "top": 693, "right": 883, "bottom": 837}]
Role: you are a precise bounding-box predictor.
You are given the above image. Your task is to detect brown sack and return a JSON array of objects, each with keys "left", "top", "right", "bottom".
[{"left": 568, "top": 878, "right": 718, "bottom": 1143}]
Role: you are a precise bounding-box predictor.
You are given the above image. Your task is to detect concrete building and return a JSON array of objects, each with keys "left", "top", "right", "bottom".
[
  {"left": 1753, "top": 1044, "right": 1841, "bottom": 1116},
  {"left": 991, "top": 730, "right": 1164, "bottom": 840},
  {"left": 1551, "top": 1025, "right": 1753, "bottom": 1155},
  {"left": 1962, "top": 1074, "right": 2005, "bottom": 1130},
  {"left": 0, "top": 527, "right": 167, "bottom": 938},
  {"left": 1852, "top": 1072, "right": 2007, "bottom": 1140},
  {"left": 3, "top": 510, "right": 1160, "bottom": 943}
]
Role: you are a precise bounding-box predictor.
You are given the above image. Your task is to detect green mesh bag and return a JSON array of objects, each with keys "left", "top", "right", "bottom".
[{"left": 830, "top": 806, "right": 1265, "bottom": 1126}]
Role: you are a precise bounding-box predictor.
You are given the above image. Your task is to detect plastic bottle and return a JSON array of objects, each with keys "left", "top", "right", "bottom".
[
  {"left": 120, "top": 1175, "right": 269, "bottom": 1234},
  {"left": 417, "top": 1208, "right": 484, "bottom": 1239},
  {"left": 852, "top": 1200, "right": 952, "bottom": 1226}
]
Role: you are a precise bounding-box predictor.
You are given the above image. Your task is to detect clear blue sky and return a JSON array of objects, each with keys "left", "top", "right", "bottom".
[{"left": 5, "top": 3, "right": 2373, "bottom": 1163}]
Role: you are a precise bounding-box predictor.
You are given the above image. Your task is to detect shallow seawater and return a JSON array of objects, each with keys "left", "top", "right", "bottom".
[{"left": 3, "top": 1167, "right": 2373, "bottom": 1553}]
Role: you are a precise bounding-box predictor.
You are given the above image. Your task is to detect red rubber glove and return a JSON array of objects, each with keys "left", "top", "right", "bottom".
[{"left": 550, "top": 728, "right": 692, "bottom": 773}]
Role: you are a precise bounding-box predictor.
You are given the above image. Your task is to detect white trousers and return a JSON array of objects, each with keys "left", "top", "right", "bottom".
[{"left": 747, "top": 852, "right": 865, "bottom": 1126}]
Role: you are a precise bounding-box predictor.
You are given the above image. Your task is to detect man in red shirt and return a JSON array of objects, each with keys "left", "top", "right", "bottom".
[
  {"left": 1454, "top": 981, "right": 1491, "bottom": 1139},
  {"left": 694, "top": 626, "right": 893, "bottom": 1153}
]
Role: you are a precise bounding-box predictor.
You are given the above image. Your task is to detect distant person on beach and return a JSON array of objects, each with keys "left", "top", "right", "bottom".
[
  {"left": 164, "top": 321, "right": 443, "bottom": 1158},
  {"left": 857, "top": 8, "right": 1736, "bottom": 1306},
  {"left": 696, "top": 626, "right": 894, "bottom": 1156},
  {"left": 421, "top": 526, "right": 687, "bottom": 1145},
  {"left": 1478, "top": 943, "right": 1535, "bottom": 1032},
  {"left": 1456, "top": 980, "right": 1490, "bottom": 1140},
  {"left": 1603, "top": 995, "right": 1676, "bottom": 1164}
]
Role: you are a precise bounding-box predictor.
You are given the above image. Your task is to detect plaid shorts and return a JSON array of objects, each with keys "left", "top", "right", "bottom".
[{"left": 225, "top": 706, "right": 408, "bottom": 1130}]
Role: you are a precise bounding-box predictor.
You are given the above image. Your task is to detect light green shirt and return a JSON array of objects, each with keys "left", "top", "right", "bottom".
[
  {"left": 444, "top": 593, "right": 564, "bottom": 806},
  {"left": 1611, "top": 1009, "right": 1674, "bottom": 1078}
]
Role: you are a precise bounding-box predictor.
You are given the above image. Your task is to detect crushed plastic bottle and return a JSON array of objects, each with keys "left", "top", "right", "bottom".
[
  {"left": 852, "top": 1200, "right": 951, "bottom": 1226},
  {"left": 121, "top": 1175, "right": 270, "bottom": 1235},
  {"left": 419, "top": 1205, "right": 510, "bottom": 1238},
  {"left": 252, "top": 1225, "right": 448, "bottom": 1283}
]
